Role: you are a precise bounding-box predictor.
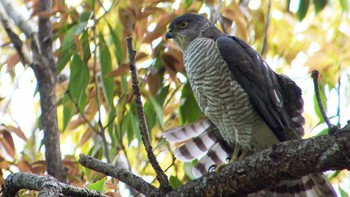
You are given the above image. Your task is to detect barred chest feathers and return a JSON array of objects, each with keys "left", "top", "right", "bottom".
[{"left": 182, "top": 37, "right": 279, "bottom": 150}]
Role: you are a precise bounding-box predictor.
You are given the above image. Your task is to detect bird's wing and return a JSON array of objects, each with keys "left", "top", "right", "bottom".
[{"left": 216, "top": 36, "right": 304, "bottom": 141}]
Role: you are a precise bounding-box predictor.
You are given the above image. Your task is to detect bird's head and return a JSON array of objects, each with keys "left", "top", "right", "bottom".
[{"left": 166, "top": 14, "right": 222, "bottom": 52}]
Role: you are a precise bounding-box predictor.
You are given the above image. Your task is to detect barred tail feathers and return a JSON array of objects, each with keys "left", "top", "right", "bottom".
[
  {"left": 163, "top": 119, "right": 212, "bottom": 143},
  {"left": 163, "top": 119, "right": 234, "bottom": 176},
  {"left": 250, "top": 174, "right": 336, "bottom": 197}
]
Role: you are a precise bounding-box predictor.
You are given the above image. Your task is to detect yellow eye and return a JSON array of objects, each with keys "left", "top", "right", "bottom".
[{"left": 179, "top": 21, "right": 189, "bottom": 28}]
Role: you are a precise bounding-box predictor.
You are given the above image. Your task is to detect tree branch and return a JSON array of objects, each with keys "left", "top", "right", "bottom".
[
  {"left": 79, "top": 154, "right": 159, "bottom": 196},
  {"left": 29, "top": 0, "right": 66, "bottom": 182},
  {"left": 166, "top": 126, "right": 350, "bottom": 196},
  {"left": 1, "top": 172, "right": 106, "bottom": 197},
  {"left": 0, "top": 3, "right": 32, "bottom": 65},
  {"left": 125, "top": 37, "right": 171, "bottom": 192},
  {"left": 79, "top": 123, "right": 350, "bottom": 197},
  {"left": 260, "top": 0, "right": 272, "bottom": 57},
  {"left": 312, "top": 70, "right": 335, "bottom": 131},
  {"left": 0, "top": 0, "right": 34, "bottom": 37}
]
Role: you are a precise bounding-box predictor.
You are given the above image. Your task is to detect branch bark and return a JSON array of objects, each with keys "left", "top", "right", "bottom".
[
  {"left": 29, "top": 0, "right": 66, "bottom": 182},
  {"left": 80, "top": 125, "right": 350, "bottom": 197},
  {"left": 0, "top": 3, "right": 32, "bottom": 65},
  {"left": 0, "top": 0, "right": 66, "bottom": 182},
  {"left": 79, "top": 154, "right": 159, "bottom": 196},
  {"left": 126, "top": 37, "right": 171, "bottom": 192},
  {"left": 1, "top": 172, "right": 106, "bottom": 197}
]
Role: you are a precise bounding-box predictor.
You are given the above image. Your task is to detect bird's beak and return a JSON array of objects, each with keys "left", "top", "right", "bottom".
[{"left": 165, "top": 31, "right": 174, "bottom": 40}]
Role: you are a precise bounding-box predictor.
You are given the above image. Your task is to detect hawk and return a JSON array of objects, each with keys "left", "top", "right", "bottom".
[{"left": 164, "top": 14, "right": 336, "bottom": 196}]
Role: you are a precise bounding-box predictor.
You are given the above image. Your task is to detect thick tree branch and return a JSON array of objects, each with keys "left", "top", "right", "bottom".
[
  {"left": 79, "top": 124, "right": 350, "bottom": 197},
  {"left": 79, "top": 154, "right": 159, "bottom": 196},
  {"left": 126, "top": 37, "right": 171, "bottom": 192},
  {"left": 165, "top": 126, "right": 350, "bottom": 196},
  {"left": 0, "top": 0, "right": 66, "bottom": 183},
  {"left": 1, "top": 172, "right": 106, "bottom": 197},
  {"left": 28, "top": 0, "right": 67, "bottom": 182}
]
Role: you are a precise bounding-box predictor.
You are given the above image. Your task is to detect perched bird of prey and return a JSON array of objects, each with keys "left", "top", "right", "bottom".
[{"left": 164, "top": 14, "right": 336, "bottom": 196}]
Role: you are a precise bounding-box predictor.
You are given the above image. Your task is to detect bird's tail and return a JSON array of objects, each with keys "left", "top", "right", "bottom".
[
  {"left": 163, "top": 119, "right": 233, "bottom": 177},
  {"left": 249, "top": 173, "right": 336, "bottom": 197}
]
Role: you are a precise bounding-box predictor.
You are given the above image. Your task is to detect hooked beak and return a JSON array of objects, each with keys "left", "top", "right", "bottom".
[{"left": 165, "top": 31, "right": 174, "bottom": 40}]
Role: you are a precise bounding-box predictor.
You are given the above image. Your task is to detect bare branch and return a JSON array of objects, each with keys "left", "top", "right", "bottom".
[
  {"left": 0, "top": 3, "right": 32, "bottom": 65},
  {"left": 0, "top": 0, "right": 34, "bottom": 37},
  {"left": 79, "top": 154, "right": 159, "bottom": 196},
  {"left": 311, "top": 70, "right": 336, "bottom": 131},
  {"left": 126, "top": 37, "right": 171, "bottom": 192},
  {"left": 30, "top": 0, "right": 66, "bottom": 182},
  {"left": 260, "top": 0, "right": 272, "bottom": 57},
  {"left": 1, "top": 172, "right": 106, "bottom": 197}
]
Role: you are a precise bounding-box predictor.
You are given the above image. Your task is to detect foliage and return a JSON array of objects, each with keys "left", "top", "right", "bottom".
[{"left": 0, "top": 0, "right": 349, "bottom": 196}]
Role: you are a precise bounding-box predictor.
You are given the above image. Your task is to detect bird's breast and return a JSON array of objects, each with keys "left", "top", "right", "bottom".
[{"left": 183, "top": 37, "right": 277, "bottom": 149}]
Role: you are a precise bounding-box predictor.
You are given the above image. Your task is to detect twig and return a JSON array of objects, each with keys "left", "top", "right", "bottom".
[
  {"left": 0, "top": 0, "right": 34, "bottom": 37},
  {"left": 0, "top": 3, "right": 32, "bottom": 65},
  {"left": 311, "top": 70, "right": 336, "bottom": 132},
  {"left": 66, "top": 91, "right": 99, "bottom": 134},
  {"left": 90, "top": 0, "right": 111, "bottom": 164},
  {"left": 79, "top": 154, "right": 159, "bottom": 196},
  {"left": 2, "top": 172, "right": 106, "bottom": 197},
  {"left": 260, "top": 0, "right": 272, "bottom": 57},
  {"left": 337, "top": 65, "right": 341, "bottom": 126},
  {"left": 126, "top": 37, "right": 171, "bottom": 192}
]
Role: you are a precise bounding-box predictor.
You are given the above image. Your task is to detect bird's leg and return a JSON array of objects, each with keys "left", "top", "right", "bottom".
[
  {"left": 214, "top": 143, "right": 243, "bottom": 173},
  {"left": 229, "top": 142, "right": 241, "bottom": 162}
]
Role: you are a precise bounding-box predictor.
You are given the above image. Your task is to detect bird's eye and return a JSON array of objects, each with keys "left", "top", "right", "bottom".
[{"left": 179, "top": 21, "right": 189, "bottom": 29}]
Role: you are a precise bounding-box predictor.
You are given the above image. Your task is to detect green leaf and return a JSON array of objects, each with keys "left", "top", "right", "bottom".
[
  {"left": 121, "top": 75, "right": 129, "bottom": 94},
  {"left": 81, "top": 30, "right": 91, "bottom": 63},
  {"left": 87, "top": 177, "right": 106, "bottom": 192},
  {"left": 79, "top": 11, "right": 92, "bottom": 22},
  {"left": 144, "top": 101, "right": 157, "bottom": 132},
  {"left": 123, "top": 108, "right": 141, "bottom": 145},
  {"left": 184, "top": 0, "right": 193, "bottom": 8},
  {"left": 178, "top": 82, "right": 202, "bottom": 124},
  {"left": 286, "top": 0, "right": 291, "bottom": 11},
  {"left": 62, "top": 22, "right": 88, "bottom": 52},
  {"left": 339, "top": 186, "right": 349, "bottom": 197},
  {"left": 107, "top": 22, "right": 124, "bottom": 64},
  {"left": 316, "top": 128, "right": 328, "bottom": 136},
  {"left": 154, "top": 137, "right": 168, "bottom": 150},
  {"left": 313, "top": 0, "right": 328, "bottom": 13},
  {"left": 313, "top": 85, "right": 327, "bottom": 123},
  {"left": 156, "top": 85, "right": 170, "bottom": 107},
  {"left": 297, "top": 0, "right": 310, "bottom": 21},
  {"left": 57, "top": 50, "right": 73, "bottom": 74},
  {"left": 62, "top": 94, "right": 75, "bottom": 131},
  {"left": 69, "top": 55, "right": 90, "bottom": 111},
  {"left": 99, "top": 33, "right": 115, "bottom": 108},
  {"left": 57, "top": 22, "right": 89, "bottom": 73},
  {"left": 169, "top": 175, "right": 182, "bottom": 189},
  {"left": 147, "top": 92, "right": 164, "bottom": 129},
  {"left": 339, "top": 0, "right": 349, "bottom": 12},
  {"left": 107, "top": 107, "right": 117, "bottom": 146}
]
